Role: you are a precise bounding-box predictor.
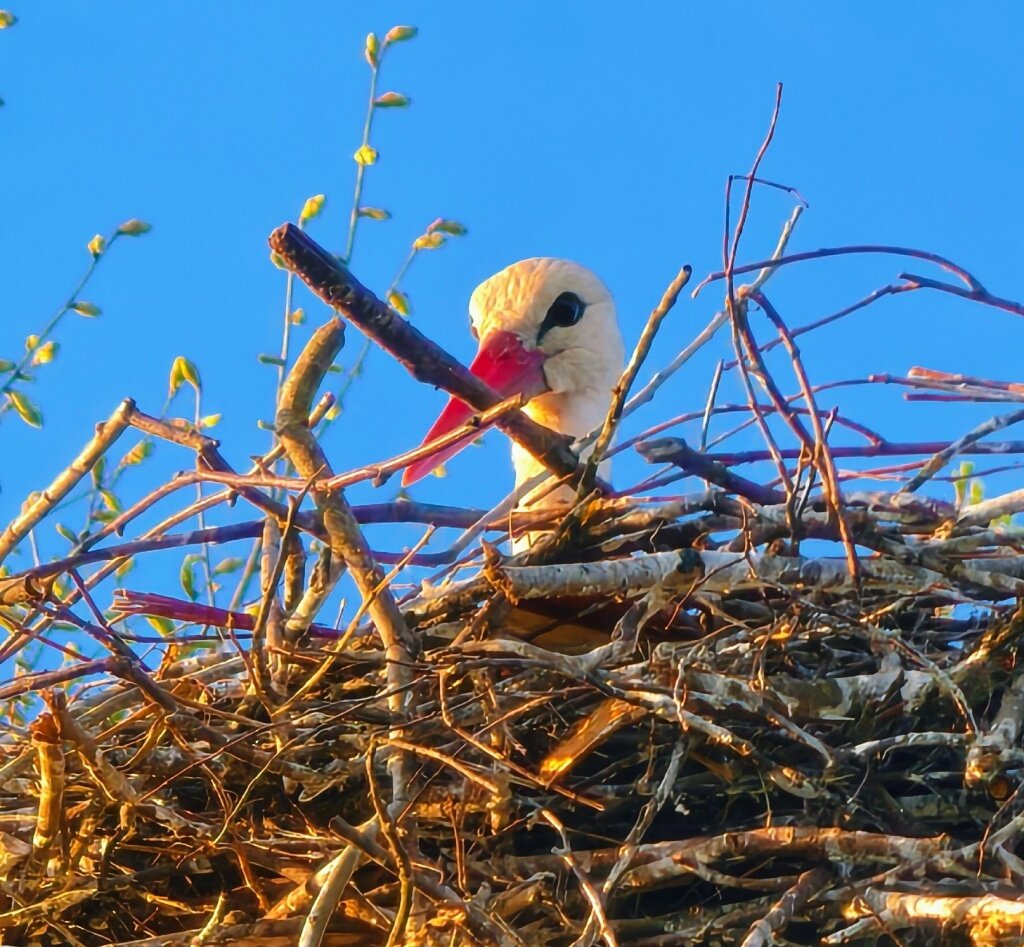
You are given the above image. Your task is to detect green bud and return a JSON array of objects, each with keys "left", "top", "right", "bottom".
[
  {"left": 55, "top": 523, "right": 79, "bottom": 545},
  {"left": 31, "top": 340, "right": 58, "bottom": 365},
  {"left": 70, "top": 300, "right": 101, "bottom": 317},
  {"left": 213, "top": 557, "right": 244, "bottom": 576},
  {"left": 117, "top": 218, "right": 152, "bottom": 236},
  {"left": 169, "top": 355, "right": 201, "bottom": 396},
  {"left": 431, "top": 219, "right": 468, "bottom": 236},
  {"left": 180, "top": 555, "right": 199, "bottom": 602},
  {"left": 100, "top": 489, "right": 122, "bottom": 513},
  {"left": 387, "top": 289, "right": 411, "bottom": 317},
  {"left": 147, "top": 615, "right": 175, "bottom": 636},
  {"left": 299, "top": 193, "right": 326, "bottom": 223},
  {"left": 0, "top": 12, "right": 17, "bottom": 28},
  {"left": 6, "top": 390, "right": 42, "bottom": 428},
  {"left": 122, "top": 440, "right": 153, "bottom": 466},
  {"left": 87, "top": 234, "right": 106, "bottom": 257},
  {"left": 413, "top": 232, "right": 446, "bottom": 251},
  {"left": 358, "top": 207, "right": 391, "bottom": 221}
]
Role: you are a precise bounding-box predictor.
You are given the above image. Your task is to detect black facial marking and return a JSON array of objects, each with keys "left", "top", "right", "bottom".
[{"left": 538, "top": 291, "right": 586, "bottom": 341}]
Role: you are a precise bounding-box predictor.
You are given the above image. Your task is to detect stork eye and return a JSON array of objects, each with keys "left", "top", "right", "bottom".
[{"left": 538, "top": 292, "right": 585, "bottom": 340}]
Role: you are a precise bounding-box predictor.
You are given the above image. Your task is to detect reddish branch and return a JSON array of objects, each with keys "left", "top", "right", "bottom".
[{"left": 110, "top": 590, "right": 344, "bottom": 640}]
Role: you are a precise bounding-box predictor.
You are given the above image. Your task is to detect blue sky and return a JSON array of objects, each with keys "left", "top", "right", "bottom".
[{"left": 2, "top": 3, "right": 1023, "bottom": 590}]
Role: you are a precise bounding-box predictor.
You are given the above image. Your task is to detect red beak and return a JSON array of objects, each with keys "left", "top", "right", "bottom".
[{"left": 402, "top": 330, "right": 547, "bottom": 486}]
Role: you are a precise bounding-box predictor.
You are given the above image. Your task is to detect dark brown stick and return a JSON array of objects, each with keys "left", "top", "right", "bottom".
[{"left": 268, "top": 222, "right": 581, "bottom": 484}]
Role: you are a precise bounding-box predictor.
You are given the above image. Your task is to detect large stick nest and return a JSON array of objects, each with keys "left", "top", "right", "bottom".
[{"left": 3, "top": 183, "right": 1024, "bottom": 946}]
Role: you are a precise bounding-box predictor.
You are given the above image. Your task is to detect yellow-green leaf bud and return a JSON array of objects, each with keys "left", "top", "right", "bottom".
[
  {"left": 374, "top": 92, "right": 410, "bottom": 108},
  {"left": 365, "top": 32, "right": 379, "bottom": 67},
  {"left": 384, "top": 25, "right": 417, "bottom": 45},
  {"left": 387, "top": 289, "right": 411, "bottom": 317},
  {"left": 299, "top": 193, "right": 326, "bottom": 223},
  {"left": 117, "top": 218, "right": 152, "bottom": 236},
  {"left": 169, "top": 355, "right": 201, "bottom": 396},
  {"left": 354, "top": 144, "right": 379, "bottom": 166},
  {"left": 7, "top": 390, "right": 42, "bottom": 428},
  {"left": 432, "top": 219, "right": 468, "bottom": 236},
  {"left": 70, "top": 300, "right": 101, "bottom": 317},
  {"left": 413, "top": 232, "right": 446, "bottom": 251},
  {"left": 32, "top": 341, "right": 58, "bottom": 365}
]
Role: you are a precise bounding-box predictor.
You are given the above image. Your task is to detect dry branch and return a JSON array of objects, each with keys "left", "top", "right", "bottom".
[
  {"left": 5, "top": 92, "right": 1024, "bottom": 947},
  {"left": 0, "top": 398, "right": 134, "bottom": 567},
  {"left": 269, "top": 223, "right": 583, "bottom": 486}
]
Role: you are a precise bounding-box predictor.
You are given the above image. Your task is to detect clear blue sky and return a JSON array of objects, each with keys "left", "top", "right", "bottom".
[{"left": 2, "top": 3, "right": 1023, "bottom": 580}]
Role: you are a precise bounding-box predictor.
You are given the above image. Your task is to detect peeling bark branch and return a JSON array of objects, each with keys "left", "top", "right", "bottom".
[
  {"left": 274, "top": 317, "right": 416, "bottom": 818},
  {"left": 0, "top": 398, "right": 134, "bottom": 567}
]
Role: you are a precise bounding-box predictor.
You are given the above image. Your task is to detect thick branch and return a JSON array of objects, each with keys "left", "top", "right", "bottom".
[
  {"left": 274, "top": 317, "right": 416, "bottom": 816},
  {"left": 268, "top": 222, "right": 581, "bottom": 484}
]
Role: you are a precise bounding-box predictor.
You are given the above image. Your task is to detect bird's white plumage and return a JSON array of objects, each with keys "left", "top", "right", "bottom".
[{"left": 470, "top": 258, "right": 624, "bottom": 511}]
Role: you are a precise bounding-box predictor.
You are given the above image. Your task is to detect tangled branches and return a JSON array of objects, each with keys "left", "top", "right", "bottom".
[{"left": 4, "top": 90, "right": 1024, "bottom": 947}]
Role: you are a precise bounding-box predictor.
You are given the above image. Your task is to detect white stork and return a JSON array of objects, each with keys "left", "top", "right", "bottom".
[{"left": 403, "top": 258, "right": 624, "bottom": 524}]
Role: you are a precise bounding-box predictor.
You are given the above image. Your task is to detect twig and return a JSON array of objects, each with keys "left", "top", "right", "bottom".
[
  {"left": 694, "top": 243, "right": 986, "bottom": 297},
  {"left": 0, "top": 399, "right": 134, "bottom": 567},
  {"left": 740, "top": 866, "right": 830, "bottom": 947},
  {"left": 580, "top": 264, "right": 692, "bottom": 495},
  {"left": 900, "top": 405, "right": 1024, "bottom": 495}
]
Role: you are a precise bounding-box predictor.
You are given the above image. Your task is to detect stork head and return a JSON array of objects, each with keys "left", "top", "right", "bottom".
[{"left": 402, "top": 258, "right": 623, "bottom": 486}]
